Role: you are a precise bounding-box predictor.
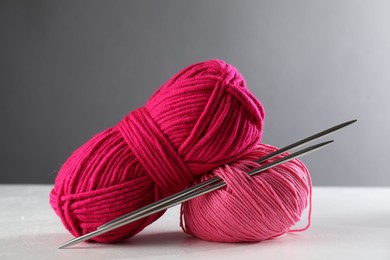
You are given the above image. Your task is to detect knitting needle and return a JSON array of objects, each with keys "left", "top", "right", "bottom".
[
  {"left": 98, "top": 119, "right": 356, "bottom": 230},
  {"left": 58, "top": 140, "right": 333, "bottom": 249}
]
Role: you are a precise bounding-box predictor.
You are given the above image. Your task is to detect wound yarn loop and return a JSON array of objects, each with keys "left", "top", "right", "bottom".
[
  {"left": 117, "top": 107, "right": 193, "bottom": 196},
  {"left": 180, "top": 143, "right": 312, "bottom": 242},
  {"left": 50, "top": 60, "right": 265, "bottom": 243}
]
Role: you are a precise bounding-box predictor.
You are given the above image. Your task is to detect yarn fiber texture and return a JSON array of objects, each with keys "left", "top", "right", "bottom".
[
  {"left": 181, "top": 143, "right": 312, "bottom": 242},
  {"left": 50, "top": 60, "right": 265, "bottom": 243}
]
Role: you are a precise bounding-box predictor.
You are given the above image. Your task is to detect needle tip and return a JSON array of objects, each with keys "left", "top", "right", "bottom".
[
  {"left": 57, "top": 244, "right": 68, "bottom": 249},
  {"left": 344, "top": 119, "right": 357, "bottom": 126},
  {"left": 57, "top": 236, "right": 84, "bottom": 249}
]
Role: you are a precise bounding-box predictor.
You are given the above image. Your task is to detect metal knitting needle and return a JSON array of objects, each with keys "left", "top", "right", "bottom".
[
  {"left": 98, "top": 119, "right": 356, "bottom": 230},
  {"left": 58, "top": 140, "right": 333, "bottom": 249}
]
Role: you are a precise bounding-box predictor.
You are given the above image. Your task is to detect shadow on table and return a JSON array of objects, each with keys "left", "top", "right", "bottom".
[
  {"left": 0, "top": 231, "right": 266, "bottom": 259},
  {"left": 118, "top": 230, "right": 259, "bottom": 251}
]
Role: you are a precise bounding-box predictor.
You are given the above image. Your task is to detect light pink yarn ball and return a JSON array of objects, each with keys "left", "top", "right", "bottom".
[{"left": 181, "top": 143, "right": 311, "bottom": 242}]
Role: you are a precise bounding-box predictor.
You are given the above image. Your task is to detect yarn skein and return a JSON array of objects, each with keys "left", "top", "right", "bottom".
[
  {"left": 180, "top": 143, "right": 312, "bottom": 242},
  {"left": 50, "top": 59, "right": 265, "bottom": 243}
]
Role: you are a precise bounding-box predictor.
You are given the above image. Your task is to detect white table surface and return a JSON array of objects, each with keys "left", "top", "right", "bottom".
[{"left": 0, "top": 185, "right": 389, "bottom": 260}]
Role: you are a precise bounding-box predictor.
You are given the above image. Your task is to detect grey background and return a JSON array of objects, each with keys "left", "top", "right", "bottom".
[{"left": 1, "top": 0, "right": 389, "bottom": 186}]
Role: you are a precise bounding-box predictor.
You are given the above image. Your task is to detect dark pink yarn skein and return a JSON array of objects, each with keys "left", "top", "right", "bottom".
[{"left": 50, "top": 59, "right": 265, "bottom": 243}]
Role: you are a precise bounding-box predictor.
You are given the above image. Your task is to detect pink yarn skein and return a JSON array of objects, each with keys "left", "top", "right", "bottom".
[
  {"left": 50, "top": 60, "right": 265, "bottom": 243},
  {"left": 181, "top": 143, "right": 312, "bottom": 242}
]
